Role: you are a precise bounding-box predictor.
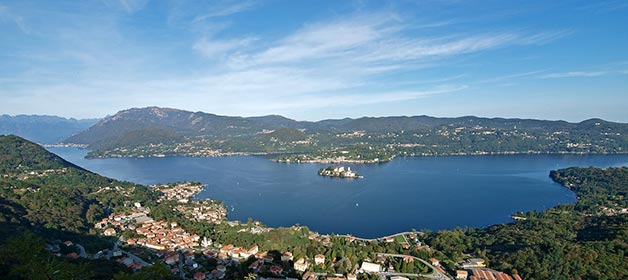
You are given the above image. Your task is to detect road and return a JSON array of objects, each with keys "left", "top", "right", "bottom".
[
  {"left": 75, "top": 244, "right": 88, "bottom": 258},
  {"left": 178, "top": 251, "right": 185, "bottom": 279},
  {"left": 106, "top": 239, "right": 152, "bottom": 267},
  {"left": 377, "top": 253, "right": 452, "bottom": 280},
  {"left": 337, "top": 231, "right": 422, "bottom": 242},
  {"left": 122, "top": 250, "right": 152, "bottom": 267}
]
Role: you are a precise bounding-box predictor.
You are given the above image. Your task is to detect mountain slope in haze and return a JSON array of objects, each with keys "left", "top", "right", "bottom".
[
  {"left": 64, "top": 107, "right": 628, "bottom": 159},
  {"left": 0, "top": 114, "right": 98, "bottom": 144}
]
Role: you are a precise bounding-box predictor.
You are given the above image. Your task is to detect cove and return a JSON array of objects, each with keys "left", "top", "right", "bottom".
[{"left": 48, "top": 147, "right": 628, "bottom": 238}]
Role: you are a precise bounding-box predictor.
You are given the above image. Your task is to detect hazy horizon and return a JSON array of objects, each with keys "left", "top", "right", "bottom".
[
  {"left": 2, "top": 105, "right": 625, "bottom": 124},
  {"left": 1, "top": 1, "right": 627, "bottom": 122}
]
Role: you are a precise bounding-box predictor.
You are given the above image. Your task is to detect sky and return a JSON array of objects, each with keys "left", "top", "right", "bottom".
[{"left": 1, "top": 0, "right": 627, "bottom": 122}]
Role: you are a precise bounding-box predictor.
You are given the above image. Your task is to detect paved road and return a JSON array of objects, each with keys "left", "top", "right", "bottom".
[
  {"left": 108, "top": 239, "right": 152, "bottom": 267},
  {"left": 377, "top": 253, "right": 452, "bottom": 280},
  {"left": 75, "top": 244, "right": 88, "bottom": 258},
  {"left": 178, "top": 251, "right": 185, "bottom": 279},
  {"left": 122, "top": 250, "right": 152, "bottom": 267},
  {"left": 337, "top": 231, "right": 422, "bottom": 242}
]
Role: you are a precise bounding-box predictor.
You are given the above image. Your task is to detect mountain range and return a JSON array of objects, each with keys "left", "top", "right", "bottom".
[
  {"left": 61, "top": 107, "right": 628, "bottom": 159},
  {"left": 0, "top": 115, "right": 98, "bottom": 144}
]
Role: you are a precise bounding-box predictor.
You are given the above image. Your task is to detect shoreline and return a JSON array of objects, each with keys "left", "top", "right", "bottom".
[
  {"left": 48, "top": 147, "right": 618, "bottom": 241},
  {"left": 51, "top": 145, "right": 628, "bottom": 162}
]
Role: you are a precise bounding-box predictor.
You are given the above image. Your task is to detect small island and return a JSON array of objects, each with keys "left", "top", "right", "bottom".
[{"left": 318, "top": 166, "right": 363, "bottom": 179}]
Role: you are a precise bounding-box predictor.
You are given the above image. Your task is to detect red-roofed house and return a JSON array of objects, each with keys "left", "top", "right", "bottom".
[
  {"left": 193, "top": 272, "right": 206, "bottom": 280},
  {"left": 270, "top": 265, "right": 283, "bottom": 275}
]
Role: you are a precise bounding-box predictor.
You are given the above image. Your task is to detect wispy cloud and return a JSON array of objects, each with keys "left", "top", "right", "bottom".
[
  {"left": 477, "top": 70, "right": 549, "bottom": 84},
  {"left": 101, "top": 0, "right": 149, "bottom": 13},
  {"left": 193, "top": 0, "right": 258, "bottom": 22},
  {"left": 577, "top": 0, "right": 628, "bottom": 13},
  {"left": 226, "top": 13, "right": 568, "bottom": 73},
  {"left": 119, "top": 0, "right": 149, "bottom": 13},
  {"left": 193, "top": 37, "right": 257, "bottom": 58},
  {"left": 0, "top": 4, "right": 29, "bottom": 33},
  {"left": 2, "top": 3, "right": 597, "bottom": 120},
  {"left": 542, "top": 71, "right": 609, "bottom": 78}
]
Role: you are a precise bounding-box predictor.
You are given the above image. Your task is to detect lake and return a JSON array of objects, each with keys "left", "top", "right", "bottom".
[{"left": 48, "top": 147, "right": 628, "bottom": 238}]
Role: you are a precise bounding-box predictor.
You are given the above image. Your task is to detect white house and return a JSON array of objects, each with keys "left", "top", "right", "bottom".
[{"left": 360, "top": 262, "right": 382, "bottom": 273}]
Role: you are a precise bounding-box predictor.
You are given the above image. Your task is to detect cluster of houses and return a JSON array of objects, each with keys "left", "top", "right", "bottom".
[
  {"left": 216, "top": 243, "right": 260, "bottom": 260},
  {"left": 95, "top": 204, "right": 153, "bottom": 236},
  {"left": 156, "top": 182, "right": 205, "bottom": 203},
  {"left": 174, "top": 202, "right": 226, "bottom": 224},
  {"left": 127, "top": 220, "right": 201, "bottom": 250}
]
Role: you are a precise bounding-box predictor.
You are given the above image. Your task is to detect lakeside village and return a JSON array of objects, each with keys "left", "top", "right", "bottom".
[
  {"left": 318, "top": 166, "right": 363, "bottom": 179},
  {"left": 52, "top": 182, "right": 524, "bottom": 280}
]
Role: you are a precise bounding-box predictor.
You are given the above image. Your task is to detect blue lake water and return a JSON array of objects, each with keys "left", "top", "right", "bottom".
[{"left": 48, "top": 147, "right": 628, "bottom": 238}]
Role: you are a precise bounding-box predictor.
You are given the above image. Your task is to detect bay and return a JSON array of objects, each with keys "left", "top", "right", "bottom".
[{"left": 48, "top": 147, "right": 628, "bottom": 238}]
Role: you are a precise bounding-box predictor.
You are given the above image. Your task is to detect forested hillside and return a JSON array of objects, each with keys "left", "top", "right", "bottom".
[{"left": 426, "top": 167, "right": 628, "bottom": 280}]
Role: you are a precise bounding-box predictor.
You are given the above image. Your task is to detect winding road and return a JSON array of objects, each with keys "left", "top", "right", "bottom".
[{"left": 377, "top": 253, "right": 452, "bottom": 280}]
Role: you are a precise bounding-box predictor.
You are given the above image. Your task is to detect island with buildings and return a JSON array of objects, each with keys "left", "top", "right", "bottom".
[{"left": 318, "top": 166, "right": 363, "bottom": 179}]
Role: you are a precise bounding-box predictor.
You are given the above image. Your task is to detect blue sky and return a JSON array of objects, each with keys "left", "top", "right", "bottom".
[{"left": 1, "top": 0, "right": 627, "bottom": 122}]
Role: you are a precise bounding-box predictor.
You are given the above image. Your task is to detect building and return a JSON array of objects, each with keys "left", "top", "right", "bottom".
[
  {"left": 294, "top": 258, "right": 309, "bottom": 272},
  {"left": 390, "top": 277, "right": 409, "bottom": 280},
  {"left": 314, "top": 254, "right": 325, "bottom": 265},
  {"left": 456, "top": 270, "right": 469, "bottom": 279},
  {"left": 220, "top": 244, "right": 234, "bottom": 255},
  {"left": 346, "top": 274, "right": 357, "bottom": 280},
  {"left": 302, "top": 272, "right": 317, "bottom": 280},
  {"left": 103, "top": 228, "right": 117, "bottom": 236},
  {"left": 495, "top": 272, "right": 514, "bottom": 280},
  {"left": 429, "top": 258, "right": 440, "bottom": 266},
  {"left": 461, "top": 258, "right": 486, "bottom": 268},
  {"left": 281, "top": 252, "right": 293, "bottom": 262},
  {"left": 360, "top": 261, "right": 382, "bottom": 273},
  {"left": 270, "top": 265, "right": 283, "bottom": 275}
]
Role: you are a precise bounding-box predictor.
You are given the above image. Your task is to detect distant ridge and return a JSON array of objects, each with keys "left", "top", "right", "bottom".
[
  {"left": 0, "top": 114, "right": 98, "bottom": 144},
  {"left": 63, "top": 106, "right": 628, "bottom": 158}
]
